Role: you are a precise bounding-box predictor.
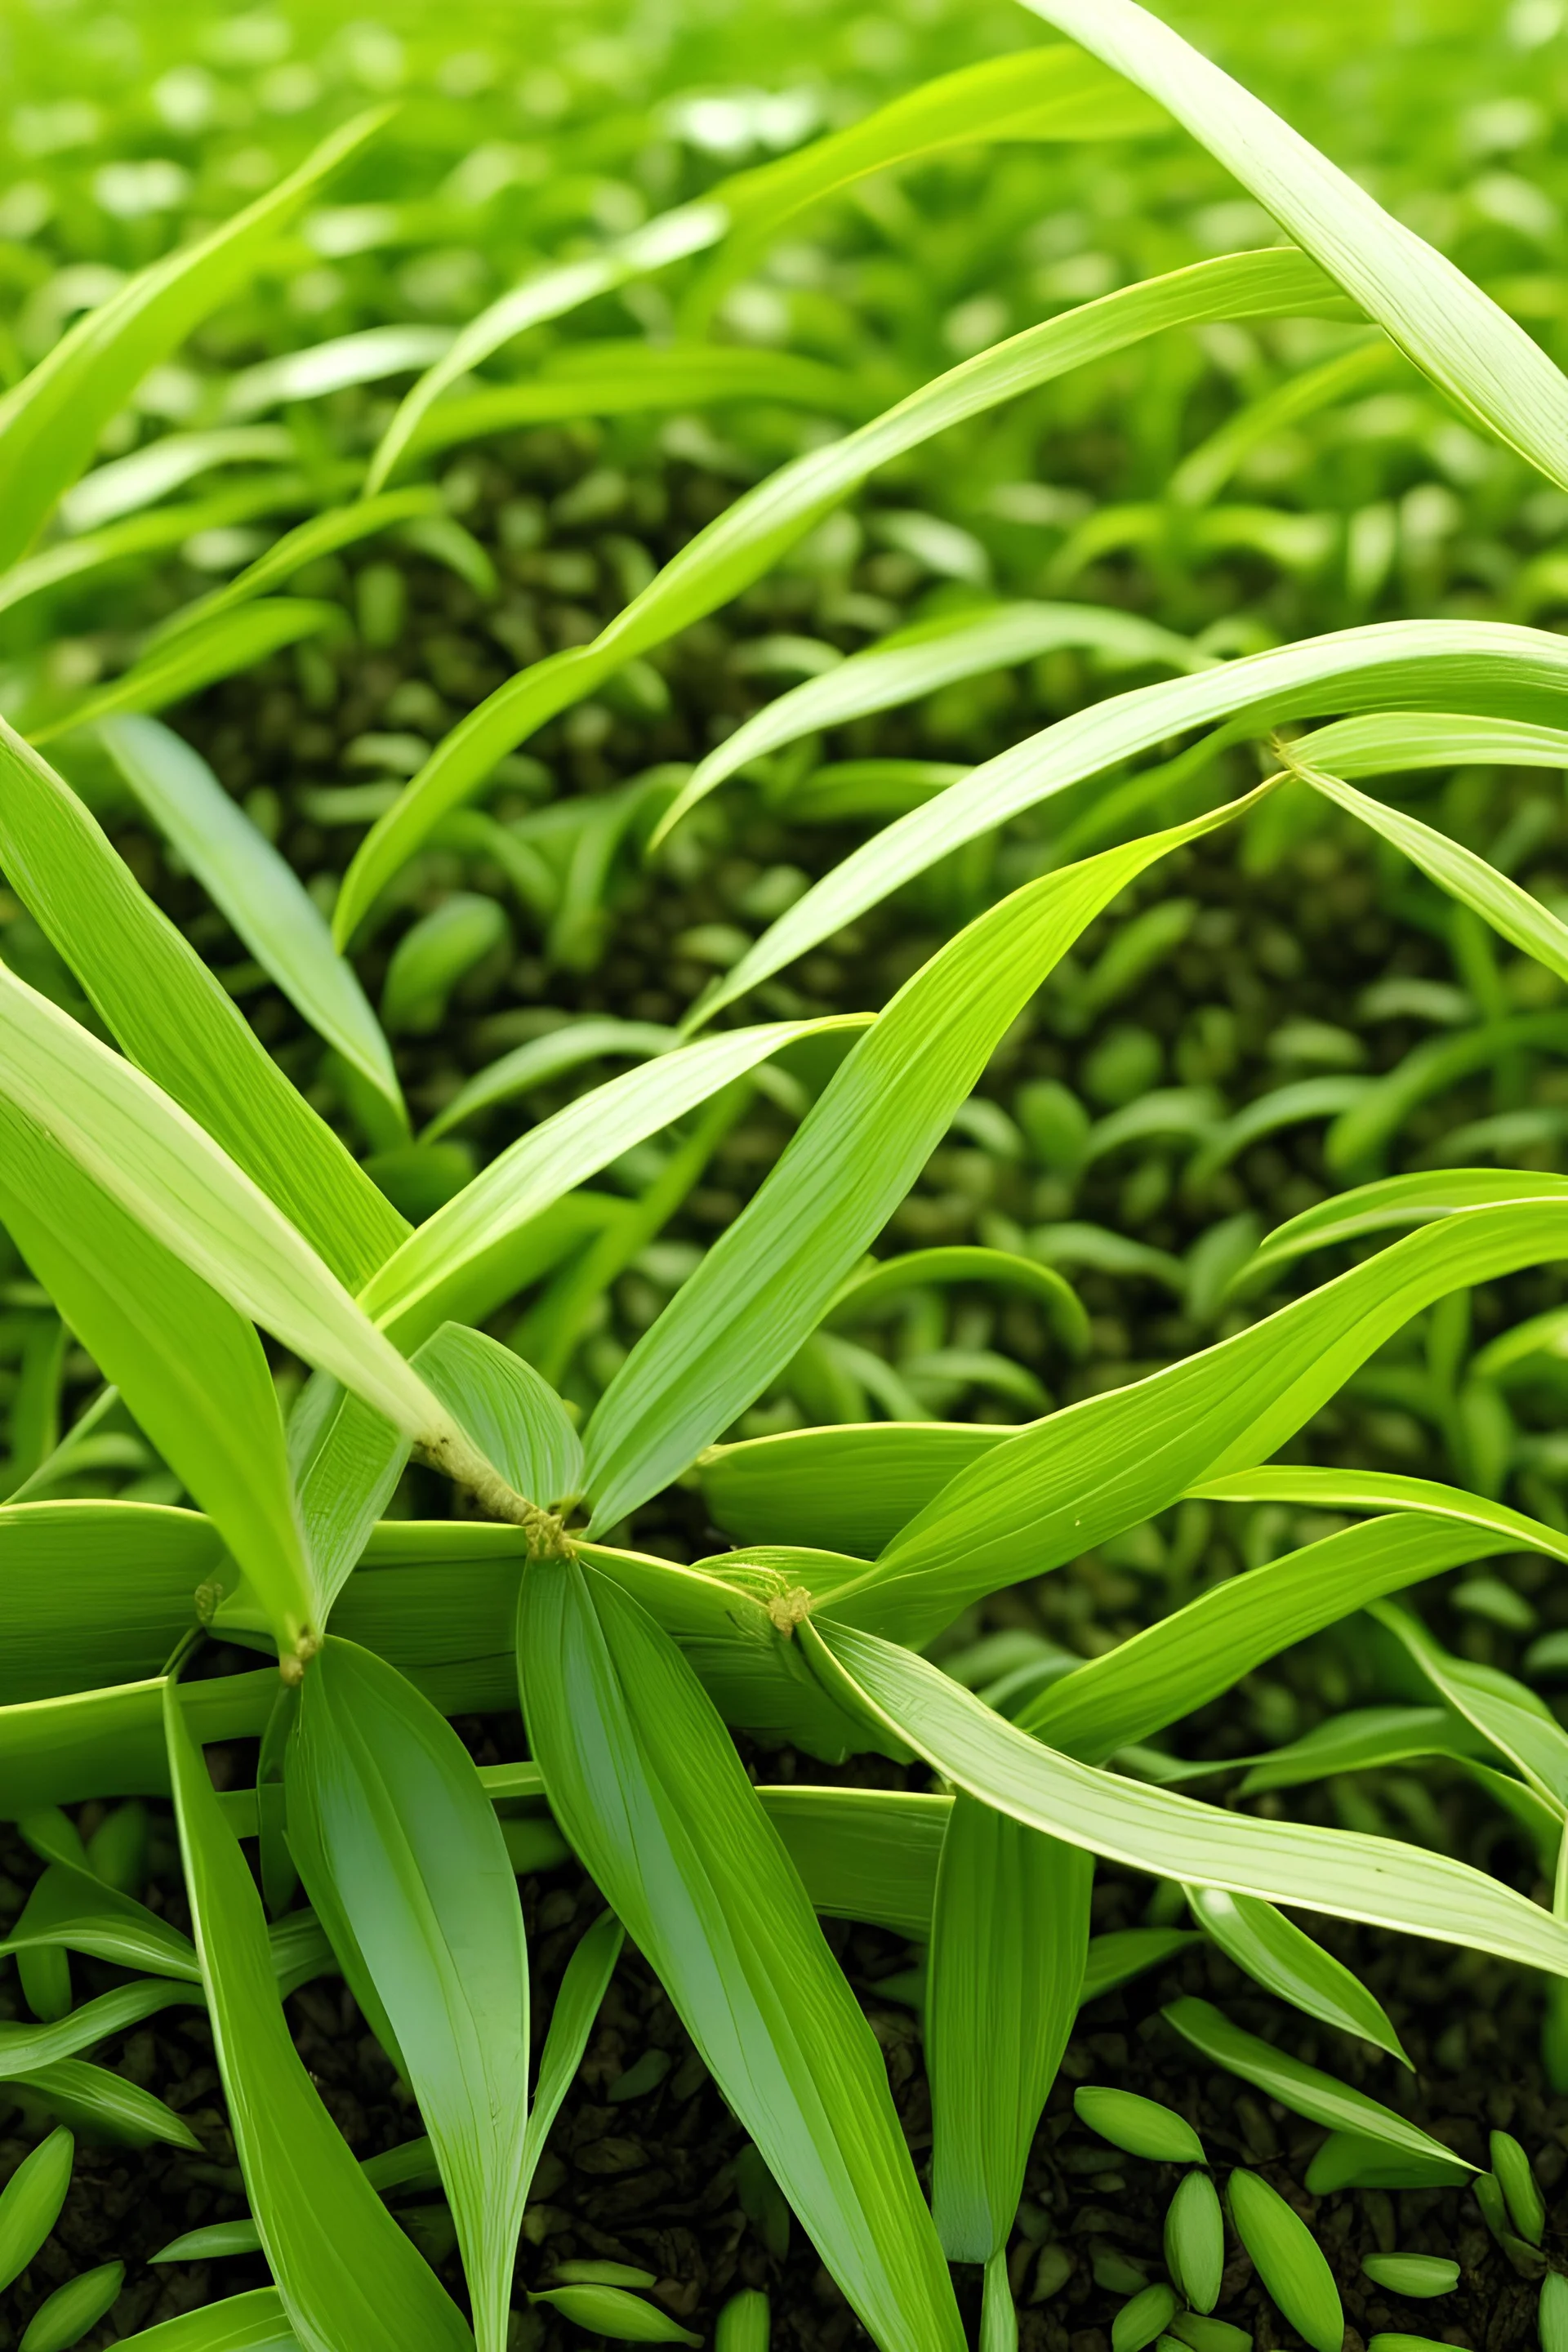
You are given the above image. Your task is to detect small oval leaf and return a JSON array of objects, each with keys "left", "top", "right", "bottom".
[
  {"left": 1075, "top": 2087, "right": 1205, "bottom": 2166},
  {"left": 1227, "top": 2169, "right": 1343, "bottom": 2352},
  {"left": 1163, "top": 2172, "right": 1224, "bottom": 2315},
  {"left": 1361, "top": 2254, "right": 1458, "bottom": 2297}
]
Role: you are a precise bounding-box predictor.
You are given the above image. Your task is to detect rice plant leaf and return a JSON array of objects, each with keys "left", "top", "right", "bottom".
[
  {"left": 105, "top": 2292, "right": 300, "bottom": 2351},
  {"left": 1228, "top": 1706, "right": 1491, "bottom": 1795},
  {"left": 1290, "top": 710, "right": 1568, "bottom": 780},
  {"left": 1237, "top": 1171, "right": 1568, "bottom": 1294},
  {"left": 523, "top": 1910, "right": 625, "bottom": 2180},
  {"left": 580, "top": 789, "right": 1264, "bottom": 1532},
  {"left": 0, "top": 1980, "right": 203, "bottom": 2074},
  {"left": 362, "top": 1016, "right": 870, "bottom": 1347},
  {"left": 1013, "top": 1515, "right": 1522, "bottom": 1764},
  {"left": 796, "top": 1617, "right": 1568, "bottom": 1980},
  {"left": 926, "top": 1797, "right": 1090, "bottom": 2260},
  {"left": 1184, "top": 1889, "right": 1408, "bottom": 2062},
  {"left": 414, "top": 1324, "right": 583, "bottom": 1509},
  {"left": 1290, "top": 753, "right": 1568, "bottom": 985},
  {"left": 0, "top": 109, "right": 388, "bottom": 570},
  {"left": 1370, "top": 1601, "right": 1568, "bottom": 1811},
  {"left": 0, "top": 959, "right": 501, "bottom": 1483},
  {"left": 652, "top": 602, "right": 1207, "bottom": 851},
  {"left": 287, "top": 1641, "right": 528, "bottom": 2352},
  {"left": 701, "top": 617, "right": 1568, "bottom": 1024},
  {"left": 0, "top": 719, "right": 403, "bottom": 1288},
  {"left": 515, "top": 1557, "right": 964, "bottom": 2352},
  {"left": 29, "top": 600, "right": 343, "bottom": 746},
  {"left": 338, "top": 249, "right": 1337, "bottom": 939},
  {"left": 1017, "top": 0, "right": 1568, "bottom": 494},
  {"left": 1223, "top": 2170, "right": 1342, "bottom": 2352},
  {"left": 164, "top": 1678, "right": 474, "bottom": 2352},
  {"left": 99, "top": 715, "right": 404, "bottom": 1128},
  {"left": 0, "top": 2127, "right": 72, "bottom": 2292},
  {"left": 826, "top": 1247, "right": 1088, "bottom": 1354},
  {"left": 12, "top": 2058, "right": 199, "bottom": 2149},
  {"left": 0, "top": 1105, "right": 318, "bottom": 1658},
  {"left": 424, "top": 1020, "right": 677, "bottom": 1143},
  {"left": 836, "top": 1196, "right": 1568, "bottom": 1649}
]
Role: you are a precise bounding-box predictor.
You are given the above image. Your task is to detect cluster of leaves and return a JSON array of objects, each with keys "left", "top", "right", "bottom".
[{"left": 12, "top": 2, "right": 1568, "bottom": 2351}]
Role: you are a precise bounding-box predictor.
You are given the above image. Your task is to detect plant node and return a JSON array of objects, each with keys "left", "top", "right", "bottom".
[{"left": 767, "top": 1584, "right": 814, "bottom": 1636}]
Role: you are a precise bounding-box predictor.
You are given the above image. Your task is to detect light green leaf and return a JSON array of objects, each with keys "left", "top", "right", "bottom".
[
  {"left": 826, "top": 1247, "right": 1088, "bottom": 1356},
  {"left": 1224, "top": 2171, "right": 1342, "bottom": 2352},
  {"left": 838, "top": 1196, "right": 1568, "bottom": 1650},
  {"left": 30, "top": 599, "right": 344, "bottom": 746},
  {"left": 338, "top": 249, "right": 1336, "bottom": 940},
  {"left": 581, "top": 789, "right": 1265, "bottom": 1532},
  {"left": 0, "top": 1105, "right": 317, "bottom": 1658},
  {"left": 164, "top": 1679, "right": 474, "bottom": 2352},
  {"left": 1165, "top": 1997, "right": 1463, "bottom": 2167},
  {"left": 0, "top": 109, "right": 388, "bottom": 569},
  {"left": 652, "top": 601, "right": 1205, "bottom": 851},
  {"left": 700, "top": 1422, "right": 998, "bottom": 1554},
  {"left": 288, "top": 1642, "right": 528, "bottom": 2352},
  {"left": 0, "top": 2127, "right": 72, "bottom": 2292},
  {"left": 1237, "top": 1169, "right": 1568, "bottom": 1294},
  {"left": 1164, "top": 2172, "right": 1224, "bottom": 2314},
  {"left": 362, "top": 1016, "right": 869, "bottom": 1348},
  {"left": 103, "top": 2292, "right": 300, "bottom": 2351},
  {"left": 100, "top": 715, "right": 403, "bottom": 1128},
  {"left": 798, "top": 1617, "right": 1568, "bottom": 1980},
  {"left": 1184, "top": 1888, "right": 1408, "bottom": 2062},
  {"left": 523, "top": 1909, "right": 624, "bottom": 2180},
  {"left": 415, "top": 1324, "right": 583, "bottom": 1509},
  {"left": 700, "top": 619, "right": 1568, "bottom": 1027},
  {"left": 0, "top": 1501, "right": 221, "bottom": 1704},
  {"left": 0, "top": 719, "right": 405, "bottom": 1290},
  {"left": 1015, "top": 0, "right": 1568, "bottom": 493},
  {"left": 0, "top": 479, "right": 323, "bottom": 627},
  {"left": 11, "top": 2058, "right": 198, "bottom": 2149},
  {"left": 527, "top": 2287, "right": 697, "bottom": 2345},
  {"left": 1230, "top": 1706, "right": 1492, "bottom": 1795},
  {"left": 516, "top": 1558, "right": 964, "bottom": 2352},
  {"left": 285, "top": 1377, "right": 408, "bottom": 1621},
  {"left": 16, "top": 2259, "right": 122, "bottom": 2351},
  {"left": 223, "top": 326, "right": 456, "bottom": 417},
  {"left": 1074, "top": 2087, "right": 1204, "bottom": 2164},
  {"left": 1370, "top": 1601, "right": 1568, "bottom": 1812},
  {"left": 151, "top": 488, "right": 440, "bottom": 645},
  {"left": 1192, "top": 1463, "right": 1568, "bottom": 1565},
  {"left": 59, "top": 425, "right": 294, "bottom": 533},
  {"left": 0, "top": 1979, "right": 203, "bottom": 2075},
  {"left": 927, "top": 1798, "right": 1089, "bottom": 2260},
  {"left": 424, "top": 1020, "right": 677, "bottom": 1143}
]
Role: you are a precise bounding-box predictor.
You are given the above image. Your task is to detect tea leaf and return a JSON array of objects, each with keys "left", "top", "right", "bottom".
[
  {"left": 1226, "top": 2170, "right": 1343, "bottom": 2352},
  {"left": 164, "top": 1679, "right": 473, "bottom": 2352},
  {"left": 288, "top": 1641, "right": 529, "bottom": 2352},
  {"left": 99, "top": 716, "right": 403, "bottom": 1129},
  {"left": 1186, "top": 1887, "right": 1409, "bottom": 2062},
  {"left": 928, "top": 1798, "right": 1090, "bottom": 2258},
  {"left": 516, "top": 1558, "right": 964, "bottom": 2352}
]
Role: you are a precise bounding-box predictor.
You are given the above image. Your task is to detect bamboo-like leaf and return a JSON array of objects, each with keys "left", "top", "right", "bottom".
[
  {"left": 0, "top": 1980, "right": 203, "bottom": 2074},
  {"left": 12, "top": 2058, "right": 199, "bottom": 2149},
  {"left": 927, "top": 1797, "right": 1089, "bottom": 2260},
  {"left": 1237, "top": 1170, "right": 1568, "bottom": 1294},
  {"left": 1228, "top": 1705, "right": 1491, "bottom": 1796},
  {"left": 1016, "top": 0, "right": 1568, "bottom": 494},
  {"left": 164, "top": 1679, "right": 474, "bottom": 2352},
  {"left": 0, "top": 719, "right": 405, "bottom": 1289},
  {"left": 700, "top": 1422, "right": 998, "bottom": 1553},
  {"left": 149, "top": 488, "right": 441, "bottom": 643},
  {"left": 1164, "top": 1994, "right": 1457, "bottom": 2163},
  {"left": 1184, "top": 1888, "right": 1408, "bottom": 2062},
  {"left": 288, "top": 1642, "right": 528, "bottom": 2352},
  {"left": 30, "top": 600, "right": 344, "bottom": 746},
  {"left": 837, "top": 1196, "right": 1568, "bottom": 1649},
  {"left": 798, "top": 1617, "right": 1568, "bottom": 1979},
  {"left": 361, "top": 1016, "right": 869, "bottom": 1347},
  {"left": 58, "top": 425, "right": 295, "bottom": 533},
  {"left": 0, "top": 109, "right": 387, "bottom": 569},
  {"left": 1013, "top": 1515, "right": 1522, "bottom": 1763},
  {"left": 516, "top": 1557, "right": 964, "bottom": 2352},
  {"left": 581, "top": 790, "right": 1266, "bottom": 1532},
  {"left": 826, "top": 1247, "right": 1088, "bottom": 1355},
  {"left": 337, "top": 250, "right": 1336, "bottom": 940},
  {"left": 0, "top": 1105, "right": 318, "bottom": 1657},
  {"left": 1192, "top": 1464, "right": 1568, "bottom": 1564},
  {"left": 414, "top": 1324, "right": 583, "bottom": 1509},
  {"left": 99, "top": 716, "right": 403, "bottom": 1127},
  {"left": 652, "top": 602, "right": 1206, "bottom": 851},
  {"left": 1370, "top": 1601, "right": 1568, "bottom": 1812},
  {"left": 424, "top": 1020, "right": 677, "bottom": 1143},
  {"left": 0, "top": 480, "right": 322, "bottom": 626},
  {"left": 108, "top": 2291, "right": 301, "bottom": 2350},
  {"left": 523, "top": 1909, "right": 624, "bottom": 2180}
]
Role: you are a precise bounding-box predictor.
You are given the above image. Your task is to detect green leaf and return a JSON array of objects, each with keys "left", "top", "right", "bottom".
[
  {"left": 0, "top": 1853, "right": 198, "bottom": 1978},
  {"left": 0, "top": 2127, "right": 72, "bottom": 2292},
  {"left": 1073, "top": 2087, "right": 1205, "bottom": 2165},
  {"left": 163, "top": 1678, "right": 474, "bottom": 2352},
  {"left": 523, "top": 1909, "right": 623, "bottom": 2181},
  {"left": 153, "top": 2224, "right": 266, "bottom": 2262},
  {"left": 1225, "top": 2170, "right": 1343, "bottom": 2352},
  {"left": 1112, "top": 2284, "right": 1179, "bottom": 2352},
  {"left": 1185, "top": 1887, "right": 1408, "bottom": 2062},
  {"left": 286, "top": 1377, "right": 408, "bottom": 1620},
  {"left": 798, "top": 1617, "right": 1568, "bottom": 1981},
  {"left": 58, "top": 425, "right": 294, "bottom": 533},
  {"left": 17, "top": 2260, "right": 123, "bottom": 2352},
  {"left": 0, "top": 1980, "right": 203, "bottom": 2074},
  {"left": 927, "top": 1798, "right": 1089, "bottom": 2259},
  {"left": 1371, "top": 1601, "right": 1568, "bottom": 1811},
  {"left": 652, "top": 601, "right": 1205, "bottom": 850},
  {"left": 1013, "top": 0, "right": 1568, "bottom": 494},
  {"left": 1229, "top": 1706, "right": 1491, "bottom": 1795},
  {"left": 11, "top": 2059, "right": 198, "bottom": 2149},
  {"left": 840, "top": 1195, "right": 1568, "bottom": 1649},
  {"left": 700, "top": 620, "right": 1568, "bottom": 1028},
  {"left": 288, "top": 1641, "right": 528, "bottom": 2352},
  {"left": 700, "top": 1422, "right": 997, "bottom": 1554},
  {"left": 414, "top": 1324, "right": 583, "bottom": 1510},
  {"left": 338, "top": 249, "right": 1336, "bottom": 938},
  {"left": 1361, "top": 2254, "right": 1459, "bottom": 2297},
  {"left": 1080, "top": 1928, "right": 1201, "bottom": 2005},
  {"left": 581, "top": 788, "right": 1263, "bottom": 1530},
  {"left": 1164, "top": 2172, "right": 1224, "bottom": 2314},
  {"left": 1236, "top": 1169, "right": 1568, "bottom": 1294},
  {"left": 1164, "top": 1998, "right": 1463, "bottom": 2167},
  {"left": 30, "top": 600, "right": 345, "bottom": 746},
  {"left": 516, "top": 1557, "right": 963, "bottom": 2352},
  {"left": 0, "top": 719, "right": 406, "bottom": 1290},
  {"left": 99, "top": 717, "right": 403, "bottom": 1130},
  {"left": 0, "top": 1110, "right": 318, "bottom": 1659},
  {"left": 826, "top": 1247, "right": 1088, "bottom": 1356},
  {"left": 362, "top": 1016, "right": 870, "bottom": 1348},
  {"left": 0, "top": 1501, "right": 222, "bottom": 1704},
  {"left": 0, "top": 109, "right": 387, "bottom": 569},
  {"left": 527, "top": 2287, "right": 698, "bottom": 2345},
  {"left": 99, "top": 2291, "right": 300, "bottom": 2351},
  {"left": 0, "top": 479, "right": 323, "bottom": 628},
  {"left": 1491, "top": 2129, "right": 1546, "bottom": 2243},
  {"left": 424, "top": 1019, "right": 677, "bottom": 1142},
  {"left": 151, "top": 487, "right": 442, "bottom": 643}
]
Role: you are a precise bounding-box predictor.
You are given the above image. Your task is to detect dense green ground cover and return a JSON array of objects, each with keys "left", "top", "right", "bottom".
[{"left": 10, "top": 3, "right": 1568, "bottom": 2351}]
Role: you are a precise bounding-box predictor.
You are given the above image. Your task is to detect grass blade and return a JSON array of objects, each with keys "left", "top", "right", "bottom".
[
  {"left": 1185, "top": 1890, "right": 1408, "bottom": 2063},
  {"left": 105, "top": 2291, "right": 299, "bottom": 2350},
  {"left": 29, "top": 599, "right": 343, "bottom": 746},
  {"left": 1163, "top": 1995, "right": 1451, "bottom": 2164},
  {"left": 164, "top": 1678, "right": 474, "bottom": 2352},
  {"left": 0, "top": 109, "right": 387, "bottom": 570},
  {"left": 522, "top": 1910, "right": 624, "bottom": 2181},
  {"left": 100, "top": 715, "right": 404, "bottom": 1129},
  {"left": 289, "top": 1641, "right": 528, "bottom": 2352},
  {"left": 516, "top": 1558, "right": 964, "bottom": 2352},
  {"left": 0, "top": 1980, "right": 204, "bottom": 2074},
  {"left": 424, "top": 1018, "right": 676, "bottom": 1143},
  {"left": 1370, "top": 1601, "right": 1568, "bottom": 1811}
]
